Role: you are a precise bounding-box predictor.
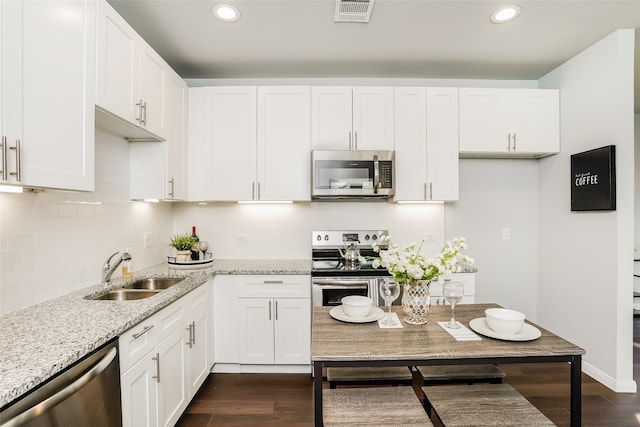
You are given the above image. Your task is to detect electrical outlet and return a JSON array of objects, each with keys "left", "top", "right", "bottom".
[
  {"left": 501, "top": 227, "right": 511, "bottom": 240},
  {"left": 236, "top": 234, "right": 248, "bottom": 244},
  {"left": 143, "top": 232, "right": 153, "bottom": 248},
  {"left": 422, "top": 233, "right": 435, "bottom": 242}
]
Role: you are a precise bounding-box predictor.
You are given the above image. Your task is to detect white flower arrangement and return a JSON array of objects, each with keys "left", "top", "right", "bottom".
[{"left": 368, "top": 236, "right": 474, "bottom": 284}]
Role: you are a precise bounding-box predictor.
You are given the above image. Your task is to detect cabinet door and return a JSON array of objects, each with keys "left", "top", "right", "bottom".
[
  {"left": 156, "top": 326, "right": 189, "bottom": 427},
  {"left": 509, "top": 89, "right": 559, "bottom": 154},
  {"left": 426, "top": 87, "right": 459, "bottom": 201},
  {"left": 311, "top": 86, "right": 353, "bottom": 150},
  {"left": 187, "top": 307, "right": 209, "bottom": 396},
  {"left": 238, "top": 298, "right": 274, "bottom": 364},
  {"left": 138, "top": 41, "right": 166, "bottom": 137},
  {"left": 257, "top": 86, "right": 311, "bottom": 201},
  {"left": 120, "top": 352, "right": 158, "bottom": 427},
  {"left": 394, "top": 87, "right": 427, "bottom": 201},
  {"left": 96, "top": 0, "right": 138, "bottom": 124},
  {"left": 352, "top": 87, "right": 394, "bottom": 150},
  {"left": 459, "top": 88, "right": 509, "bottom": 153},
  {"left": 274, "top": 298, "right": 311, "bottom": 365},
  {"left": 165, "top": 71, "right": 188, "bottom": 200},
  {"left": 212, "top": 275, "right": 239, "bottom": 363},
  {"left": 5, "top": 0, "right": 95, "bottom": 190},
  {"left": 203, "top": 86, "right": 257, "bottom": 201}
]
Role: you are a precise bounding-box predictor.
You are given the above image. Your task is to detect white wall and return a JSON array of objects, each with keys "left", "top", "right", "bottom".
[
  {"left": 0, "top": 129, "right": 172, "bottom": 315},
  {"left": 538, "top": 30, "right": 636, "bottom": 392},
  {"left": 445, "top": 159, "right": 540, "bottom": 318}
]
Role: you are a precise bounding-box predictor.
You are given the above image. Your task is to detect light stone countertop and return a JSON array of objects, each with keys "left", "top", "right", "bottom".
[{"left": 0, "top": 259, "right": 311, "bottom": 407}]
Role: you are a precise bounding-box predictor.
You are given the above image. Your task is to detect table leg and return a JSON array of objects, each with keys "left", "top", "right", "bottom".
[
  {"left": 570, "top": 355, "right": 582, "bottom": 427},
  {"left": 313, "top": 361, "right": 323, "bottom": 426}
]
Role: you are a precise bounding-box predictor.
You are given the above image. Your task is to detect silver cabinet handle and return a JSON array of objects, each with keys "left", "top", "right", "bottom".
[
  {"left": 507, "top": 134, "right": 511, "bottom": 151},
  {"left": 348, "top": 131, "right": 352, "bottom": 150},
  {"left": 275, "top": 300, "right": 278, "bottom": 321},
  {"left": 9, "top": 140, "right": 21, "bottom": 182},
  {"left": 429, "top": 182, "right": 433, "bottom": 200},
  {"left": 257, "top": 182, "right": 261, "bottom": 200},
  {"left": 263, "top": 280, "right": 284, "bottom": 284},
  {"left": 186, "top": 324, "right": 193, "bottom": 349},
  {"left": 354, "top": 131, "right": 358, "bottom": 150},
  {"left": 423, "top": 182, "right": 427, "bottom": 200},
  {"left": 168, "top": 178, "right": 174, "bottom": 198},
  {"left": 141, "top": 101, "right": 147, "bottom": 126},
  {"left": 191, "top": 321, "right": 196, "bottom": 346},
  {"left": 152, "top": 353, "right": 160, "bottom": 383},
  {"left": 135, "top": 100, "right": 143, "bottom": 124},
  {"left": 252, "top": 182, "right": 255, "bottom": 200},
  {"left": 0, "top": 347, "right": 118, "bottom": 427},
  {"left": 132, "top": 324, "right": 154, "bottom": 339},
  {"left": 1, "top": 136, "right": 6, "bottom": 180},
  {"left": 512, "top": 133, "right": 517, "bottom": 151},
  {"left": 268, "top": 300, "right": 272, "bottom": 321}
]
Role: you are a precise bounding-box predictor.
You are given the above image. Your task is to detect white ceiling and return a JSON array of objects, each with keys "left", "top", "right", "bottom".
[{"left": 108, "top": 0, "right": 640, "bottom": 112}]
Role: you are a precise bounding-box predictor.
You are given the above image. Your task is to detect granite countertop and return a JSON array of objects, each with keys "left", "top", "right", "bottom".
[{"left": 0, "top": 259, "right": 311, "bottom": 408}]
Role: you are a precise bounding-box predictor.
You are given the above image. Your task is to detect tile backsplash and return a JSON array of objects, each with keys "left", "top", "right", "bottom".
[{"left": 0, "top": 129, "right": 172, "bottom": 315}]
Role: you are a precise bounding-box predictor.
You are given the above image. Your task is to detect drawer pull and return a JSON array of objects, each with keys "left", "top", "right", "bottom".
[
  {"left": 263, "top": 280, "right": 284, "bottom": 284},
  {"left": 132, "top": 325, "right": 154, "bottom": 339}
]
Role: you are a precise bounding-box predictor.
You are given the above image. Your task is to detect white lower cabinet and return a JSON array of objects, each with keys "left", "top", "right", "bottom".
[
  {"left": 119, "top": 284, "right": 210, "bottom": 427},
  {"left": 213, "top": 275, "right": 311, "bottom": 372},
  {"left": 429, "top": 273, "right": 476, "bottom": 306}
]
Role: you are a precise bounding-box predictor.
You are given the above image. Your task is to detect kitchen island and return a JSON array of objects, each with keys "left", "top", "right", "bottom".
[
  {"left": 0, "top": 259, "right": 310, "bottom": 408},
  {"left": 311, "top": 304, "right": 585, "bottom": 427}
]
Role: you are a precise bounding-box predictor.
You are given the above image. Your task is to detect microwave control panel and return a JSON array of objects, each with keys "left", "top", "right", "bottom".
[{"left": 379, "top": 161, "right": 393, "bottom": 188}]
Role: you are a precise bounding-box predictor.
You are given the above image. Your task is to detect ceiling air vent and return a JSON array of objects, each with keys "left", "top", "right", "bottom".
[{"left": 334, "top": 0, "right": 376, "bottom": 23}]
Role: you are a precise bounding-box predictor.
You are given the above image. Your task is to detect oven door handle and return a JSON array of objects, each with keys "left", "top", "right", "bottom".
[{"left": 312, "top": 278, "right": 370, "bottom": 287}]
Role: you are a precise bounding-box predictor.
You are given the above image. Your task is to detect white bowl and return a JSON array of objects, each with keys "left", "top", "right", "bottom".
[
  {"left": 485, "top": 308, "right": 525, "bottom": 335},
  {"left": 341, "top": 295, "right": 373, "bottom": 318}
]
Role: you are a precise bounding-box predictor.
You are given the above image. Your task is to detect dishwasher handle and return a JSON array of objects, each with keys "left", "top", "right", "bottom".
[{"left": 0, "top": 347, "right": 118, "bottom": 427}]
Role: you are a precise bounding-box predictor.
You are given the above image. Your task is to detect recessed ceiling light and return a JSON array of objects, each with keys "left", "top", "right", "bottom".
[
  {"left": 213, "top": 4, "right": 240, "bottom": 22},
  {"left": 490, "top": 5, "right": 521, "bottom": 23}
]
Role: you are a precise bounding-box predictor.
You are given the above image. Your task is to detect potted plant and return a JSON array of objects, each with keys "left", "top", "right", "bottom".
[{"left": 169, "top": 233, "right": 196, "bottom": 261}]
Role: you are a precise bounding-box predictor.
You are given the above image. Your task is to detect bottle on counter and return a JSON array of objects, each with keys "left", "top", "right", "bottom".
[
  {"left": 122, "top": 248, "right": 134, "bottom": 278},
  {"left": 190, "top": 226, "right": 200, "bottom": 261}
]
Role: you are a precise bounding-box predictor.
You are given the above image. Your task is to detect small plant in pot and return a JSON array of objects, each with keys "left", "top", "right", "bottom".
[{"left": 169, "top": 233, "right": 197, "bottom": 261}]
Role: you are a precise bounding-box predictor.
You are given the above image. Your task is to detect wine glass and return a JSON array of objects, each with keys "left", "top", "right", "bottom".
[
  {"left": 199, "top": 241, "right": 209, "bottom": 258},
  {"left": 379, "top": 279, "right": 400, "bottom": 326},
  {"left": 443, "top": 281, "right": 464, "bottom": 328}
]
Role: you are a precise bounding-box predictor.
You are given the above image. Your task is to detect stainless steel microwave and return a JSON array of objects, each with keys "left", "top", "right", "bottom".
[{"left": 311, "top": 150, "right": 395, "bottom": 199}]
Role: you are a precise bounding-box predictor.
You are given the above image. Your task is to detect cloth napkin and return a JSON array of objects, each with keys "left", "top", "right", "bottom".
[
  {"left": 437, "top": 321, "right": 481, "bottom": 341},
  {"left": 378, "top": 312, "right": 403, "bottom": 328}
]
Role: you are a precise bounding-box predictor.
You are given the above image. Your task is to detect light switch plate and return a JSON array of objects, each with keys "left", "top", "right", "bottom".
[{"left": 144, "top": 232, "right": 153, "bottom": 248}]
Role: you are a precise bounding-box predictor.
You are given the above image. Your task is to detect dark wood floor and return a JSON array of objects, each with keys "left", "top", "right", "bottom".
[{"left": 177, "top": 318, "right": 640, "bottom": 426}]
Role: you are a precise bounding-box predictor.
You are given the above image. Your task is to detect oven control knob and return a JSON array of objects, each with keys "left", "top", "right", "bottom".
[
  {"left": 324, "top": 234, "right": 329, "bottom": 241},
  {"left": 364, "top": 234, "right": 370, "bottom": 241},
  {"left": 316, "top": 234, "right": 322, "bottom": 241},
  {"left": 372, "top": 234, "right": 378, "bottom": 241}
]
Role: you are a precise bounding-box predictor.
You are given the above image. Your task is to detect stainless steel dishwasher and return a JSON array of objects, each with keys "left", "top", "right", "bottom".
[{"left": 0, "top": 339, "right": 122, "bottom": 427}]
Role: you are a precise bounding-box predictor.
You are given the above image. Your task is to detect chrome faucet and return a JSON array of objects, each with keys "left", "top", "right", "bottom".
[{"left": 102, "top": 251, "right": 132, "bottom": 284}]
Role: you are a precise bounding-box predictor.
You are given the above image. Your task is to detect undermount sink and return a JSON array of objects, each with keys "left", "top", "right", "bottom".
[
  {"left": 91, "top": 289, "right": 161, "bottom": 301},
  {"left": 122, "top": 277, "right": 184, "bottom": 290}
]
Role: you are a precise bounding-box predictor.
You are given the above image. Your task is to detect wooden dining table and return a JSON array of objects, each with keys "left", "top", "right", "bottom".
[{"left": 311, "top": 303, "right": 585, "bottom": 427}]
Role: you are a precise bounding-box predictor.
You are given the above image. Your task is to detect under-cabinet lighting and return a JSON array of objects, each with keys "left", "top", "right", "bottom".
[
  {"left": 396, "top": 201, "right": 444, "bottom": 204},
  {"left": 237, "top": 200, "right": 293, "bottom": 204},
  {"left": 0, "top": 185, "right": 23, "bottom": 193},
  {"left": 197, "top": 202, "right": 208, "bottom": 205},
  {"left": 490, "top": 5, "right": 521, "bottom": 23},
  {"left": 143, "top": 199, "right": 160, "bottom": 203}
]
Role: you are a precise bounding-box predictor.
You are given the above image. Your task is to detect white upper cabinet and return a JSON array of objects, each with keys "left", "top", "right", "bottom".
[
  {"left": 0, "top": 0, "right": 95, "bottom": 191},
  {"left": 257, "top": 86, "right": 311, "bottom": 201},
  {"left": 394, "top": 87, "right": 459, "bottom": 201},
  {"left": 96, "top": 0, "right": 165, "bottom": 140},
  {"left": 459, "top": 88, "right": 559, "bottom": 158},
  {"left": 188, "top": 86, "right": 310, "bottom": 202},
  {"left": 311, "top": 87, "right": 394, "bottom": 151},
  {"left": 164, "top": 70, "right": 188, "bottom": 200}
]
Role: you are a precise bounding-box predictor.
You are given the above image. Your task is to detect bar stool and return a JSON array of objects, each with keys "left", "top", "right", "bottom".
[
  {"left": 326, "top": 366, "right": 414, "bottom": 389},
  {"left": 324, "top": 386, "right": 434, "bottom": 426},
  {"left": 422, "top": 383, "right": 555, "bottom": 426},
  {"left": 417, "top": 364, "right": 505, "bottom": 386}
]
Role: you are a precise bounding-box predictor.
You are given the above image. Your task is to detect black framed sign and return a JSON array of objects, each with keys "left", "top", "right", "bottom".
[{"left": 570, "top": 145, "right": 616, "bottom": 211}]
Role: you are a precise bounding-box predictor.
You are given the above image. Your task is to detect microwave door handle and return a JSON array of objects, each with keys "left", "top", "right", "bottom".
[{"left": 373, "top": 154, "right": 379, "bottom": 194}]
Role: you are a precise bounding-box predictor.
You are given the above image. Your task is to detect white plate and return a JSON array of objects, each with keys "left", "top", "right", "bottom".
[
  {"left": 329, "top": 306, "right": 385, "bottom": 323},
  {"left": 469, "top": 317, "right": 541, "bottom": 341}
]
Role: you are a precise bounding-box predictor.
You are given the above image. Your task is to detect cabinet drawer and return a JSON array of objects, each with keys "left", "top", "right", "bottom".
[
  {"left": 186, "top": 283, "right": 209, "bottom": 312},
  {"left": 119, "top": 317, "right": 157, "bottom": 372},
  {"left": 156, "top": 296, "right": 187, "bottom": 342},
  {"left": 237, "top": 275, "right": 311, "bottom": 298}
]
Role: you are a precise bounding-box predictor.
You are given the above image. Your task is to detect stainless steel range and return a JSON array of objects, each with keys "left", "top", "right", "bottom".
[{"left": 311, "top": 230, "right": 394, "bottom": 307}]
